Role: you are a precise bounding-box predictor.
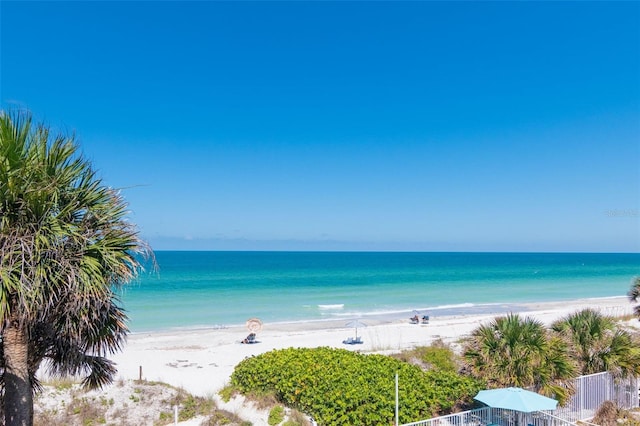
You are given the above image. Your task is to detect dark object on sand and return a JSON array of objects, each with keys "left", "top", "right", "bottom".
[{"left": 241, "top": 333, "right": 257, "bottom": 344}]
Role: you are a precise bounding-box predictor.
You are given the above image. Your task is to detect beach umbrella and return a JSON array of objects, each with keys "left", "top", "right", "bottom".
[
  {"left": 474, "top": 387, "right": 558, "bottom": 413},
  {"left": 345, "top": 319, "right": 367, "bottom": 339},
  {"left": 245, "top": 318, "right": 263, "bottom": 333}
]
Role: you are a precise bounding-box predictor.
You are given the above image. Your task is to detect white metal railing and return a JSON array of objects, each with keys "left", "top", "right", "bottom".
[
  {"left": 528, "top": 411, "right": 577, "bottom": 426},
  {"left": 401, "top": 408, "right": 578, "bottom": 426},
  {"left": 488, "top": 409, "right": 578, "bottom": 426},
  {"left": 555, "top": 372, "right": 639, "bottom": 422},
  {"left": 401, "top": 407, "right": 490, "bottom": 426},
  {"left": 400, "top": 372, "right": 638, "bottom": 426}
]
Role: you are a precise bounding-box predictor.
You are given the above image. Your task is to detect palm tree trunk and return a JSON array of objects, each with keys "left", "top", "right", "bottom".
[{"left": 3, "top": 318, "right": 33, "bottom": 426}]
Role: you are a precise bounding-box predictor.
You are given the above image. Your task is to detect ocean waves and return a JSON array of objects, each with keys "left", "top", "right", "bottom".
[{"left": 122, "top": 251, "right": 640, "bottom": 332}]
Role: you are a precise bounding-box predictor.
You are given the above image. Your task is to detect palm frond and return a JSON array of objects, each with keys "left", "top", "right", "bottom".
[
  {"left": 629, "top": 277, "right": 640, "bottom": 321},
  {"left": 1, "top": 109, "right": 153, "bottom": 410},
  {"left": 462, "top": 313, "right": 575, "bottom": 392}
]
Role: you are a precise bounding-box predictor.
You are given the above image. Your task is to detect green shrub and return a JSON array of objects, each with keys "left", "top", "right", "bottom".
[
  {"left": 156, "top": 392, "right": 217, "bottom": 424},
  {"left": 268, "top": 405, "right": 285, "bottom": 425},
  {"left": 201, "top": 411, "right": 234, "bottom": 425},
  {"left": 218, "top": 384, "right": 236, "bottom": 402},
  {"left": 179, "top": 395, "right": 198, "bottom": 420},
  {"left": 392, "top": 340, "right": 459, "bottom": 372},
  {"left": 231, "top": 347, "right": 483, "bottom": 426},
  {"left": 420, "top": 344, "right": 458, "bottom": 372}
]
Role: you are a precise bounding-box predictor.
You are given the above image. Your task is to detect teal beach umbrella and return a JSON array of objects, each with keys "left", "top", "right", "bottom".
[{"left": 474, "top": 387, "right": 558, "bottom": 413}]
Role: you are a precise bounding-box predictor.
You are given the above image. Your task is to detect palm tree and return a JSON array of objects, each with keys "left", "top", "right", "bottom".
[
  {"left": 0, "top": 110, "right": 149, "bottom": 425},
  {"left": 551, "top": 309, "right": 640, "bottom": 377},
  {"left": 629, "top": 276, "right": 640, "bottom": 320},
  {"left": 463, "top": 313, "right": 576, "bottom": 404}
]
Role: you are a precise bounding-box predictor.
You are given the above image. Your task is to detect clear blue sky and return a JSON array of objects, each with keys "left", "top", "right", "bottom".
[{"left": 2, "top": 1, "right": 639, "bottom": 252}]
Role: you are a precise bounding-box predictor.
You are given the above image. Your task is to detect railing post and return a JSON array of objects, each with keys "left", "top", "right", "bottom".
[{"left": 580, "top": 375, "right": 585, "bottom": 420}]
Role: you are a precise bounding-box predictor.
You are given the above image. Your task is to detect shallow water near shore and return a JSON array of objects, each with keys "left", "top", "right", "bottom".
[{"left": 119, "top": 251, "right": 640, "bottom": 332}]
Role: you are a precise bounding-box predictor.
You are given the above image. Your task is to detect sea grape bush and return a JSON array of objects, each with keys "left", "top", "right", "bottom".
[{"left": 231, "top": 347, "right": 483, "bottom": 425}]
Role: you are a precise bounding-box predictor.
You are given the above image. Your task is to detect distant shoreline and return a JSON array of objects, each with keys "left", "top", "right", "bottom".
[
  {"left": 127, "top": 295, "right": 634, "bottom": 336},
  {"left": 127, "top": 295, "right": 635, "bottom": 336}
]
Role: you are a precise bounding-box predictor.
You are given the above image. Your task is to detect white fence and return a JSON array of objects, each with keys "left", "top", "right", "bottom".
[
  {"left": 400, "top": 407, "right": 491, "bottom": 426},
  {"left": 401, "top": 408, "right": 576, "bottom": 426},
  {"left": 401, "top": 372, "right": 639, "bottom": 426},
  {"left": 555, "top": 372, "right": 639, "bottom": 422}
]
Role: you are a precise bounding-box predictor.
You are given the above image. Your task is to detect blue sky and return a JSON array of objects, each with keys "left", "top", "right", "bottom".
[{"left": 2, "top": 1, "right": 639, "bottom": 252}]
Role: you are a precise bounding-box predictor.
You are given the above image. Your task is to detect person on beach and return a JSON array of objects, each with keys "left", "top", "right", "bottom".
[{"left": 241, "top": 333, "right": 257, "bottom": 344}]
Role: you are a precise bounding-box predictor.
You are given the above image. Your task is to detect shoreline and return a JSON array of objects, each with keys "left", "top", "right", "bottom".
[
  {"left": 126, "top": 294, "right": 634, "bottom": 336},
  {"left": 109, "top": 296, "right": 637, "bottom": 399}
]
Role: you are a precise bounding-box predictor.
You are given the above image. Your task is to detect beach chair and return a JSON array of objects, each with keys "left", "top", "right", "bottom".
[
  {"left": 421, "top": 315, "right": 429, "bottom": 324},
  {"left": 410, "top": 315, "right": 420, "bottom": 324},
  {"left": 343, "top": 336, "right": 364, "bottom": 345}
]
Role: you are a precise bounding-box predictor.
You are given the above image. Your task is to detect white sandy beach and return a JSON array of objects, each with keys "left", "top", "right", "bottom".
[{"left": 101, "top": 296, "right": 637, "bottom": 425}]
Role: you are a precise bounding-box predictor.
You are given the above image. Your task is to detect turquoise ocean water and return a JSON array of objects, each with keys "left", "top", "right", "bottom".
[{"left": 120, "top": 252, "right": 640, "bottom": 333}]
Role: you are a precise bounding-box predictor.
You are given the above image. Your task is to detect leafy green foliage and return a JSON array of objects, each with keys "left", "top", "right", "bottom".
[
  {"left": 420, "top": 345, "right": 458, "bottom": 372},
  {"left": 551, "top": 309, "right": 640, "bottom": 377},
  {"left": 219, "top": 384, "right": 237, "bottom": 402},
  {"left": 0, "top": 110, "right": 150, "bottom": 424},
  {"left": 231, "top": 347, "right": 483, "bottom": 426},
  {"left": 629, "top": 277, "right": 640, "bottom": 320},
  {"left": 393, "top": 340, "right": 459, "bottom": 372},
  {"left": 463, "top": 313, "right": 576, "bottom": 404},
  {"left": 268, "top": 405, "right": 285, "bottom": 425}
]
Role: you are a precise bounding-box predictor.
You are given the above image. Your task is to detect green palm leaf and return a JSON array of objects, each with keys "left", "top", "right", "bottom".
[
  {"left": 629, "top": 276, "right": 640, "bottom": 319},
  {"left": 551, "top": 308, "right": 640, "bottom": 377},
  {"left": 463, "top": 313, "right": 576, "bottom": 404},
  {"left": 0, "top": 109, "right": 151, "bottom": 425}
]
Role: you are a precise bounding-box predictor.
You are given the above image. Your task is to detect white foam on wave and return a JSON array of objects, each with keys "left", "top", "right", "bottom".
[
  {"left": 428, "top": 302, "right": 476, "bottom": 311},
  {"left": 322, "top": 303, "right": 500, "bottom": 318},
  {"left": 318, "top": 304, "right": 345, "bottom": 310}
]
